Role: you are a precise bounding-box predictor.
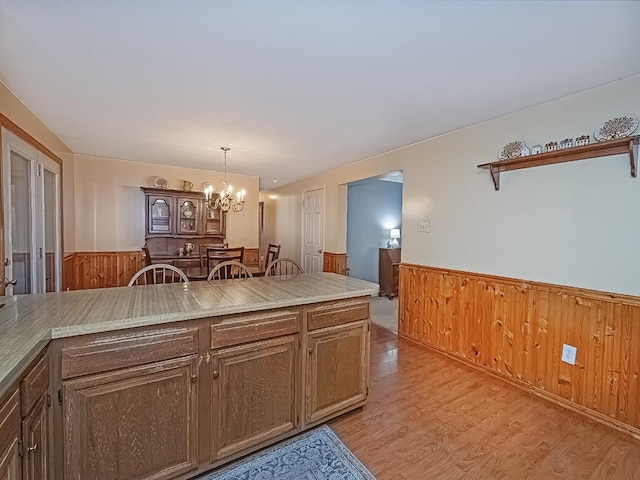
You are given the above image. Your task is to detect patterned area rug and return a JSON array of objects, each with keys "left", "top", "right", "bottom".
[{"left": 200, "top": 426, "right": 375, "bottom": 480}]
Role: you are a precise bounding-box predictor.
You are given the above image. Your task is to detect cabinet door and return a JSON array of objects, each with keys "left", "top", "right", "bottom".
[
  {"left": 22, "top": 394, "right": 48, "bottom": 480},
  {"left": 211, "top": 335, "right": 298, "bottom": 461},
  {"left": 202, "top": 203, "right": 225, "bottom": 236},
  {"left": 147, "top": 195, "right": 174, "bottom": 235},
  {"left": 177, "top": 198, "right": 200, "bottom": 235},
  {"left": 63, "top": 356, "right": 199, "bottom": 480},
  {"left": 0, "top": 389, "right": 21, "bottom": 480},
  {"left": 306, "top": 320, "right": 369, "bottom": 425}
]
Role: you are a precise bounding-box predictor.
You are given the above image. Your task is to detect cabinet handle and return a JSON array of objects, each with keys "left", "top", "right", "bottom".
[
  {"left": 190, "top": 375, "right": 198, "bottom": 383},
  {"left": 308, "top": 347, "right": 313, "bottom": 355},
  {"left": 213, "top": 370, "right": 219, "bottom": 379},
  {"left": 27, "top": 444, "right": 38, "bottom": 454}
]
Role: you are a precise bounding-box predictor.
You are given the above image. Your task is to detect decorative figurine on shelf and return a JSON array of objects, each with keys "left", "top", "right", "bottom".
[
  {"left": 531, "top": 144, "right": 543, "bottom": 154},
  {"left": 545, "top": 141, "right": 558, "bottom": 152},
  {"left": 559, "top": 138, "right": 573, "bottom": 149},
  {"left": 575, "top": 135, "right": 590, "bottom": 146},
  {"left": 521, "top": 146, "right": 530, "bottom": 156}
]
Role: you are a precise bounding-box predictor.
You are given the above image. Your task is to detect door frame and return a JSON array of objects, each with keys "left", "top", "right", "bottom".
[
  {"left": 0, "top": 118, "right": 65, "bottom": 294},
  {"left": 301, "top": 186, "right": 325, "bottom": 273},
  {"left": 2, "top": 128, "right": 39, "bottom": 295}
]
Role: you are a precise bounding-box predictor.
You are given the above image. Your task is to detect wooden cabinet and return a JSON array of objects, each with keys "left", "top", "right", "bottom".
[
  {"left": 305, "top": 320, "right": 369, "bottom": 426},
  {"left": 142, "top": 187, "right": 226, "bottom": 260},
  {"left": 47, "top": 296, "right": 370, "bottom": 480},
  {"left": 379, "top": 248, "right": 400, "bottom": 299},
  {"left": 0, "top": 389, "right": 22, "bottom": 480},
  {"left": 62, "top": 356, "right": 199, "bottom": 480},
  {"left": 21, "top": 395, "right": 48, "bottom": 480},
  {"left": 210, "top": 335, "right": 299, "bottom": 461}
]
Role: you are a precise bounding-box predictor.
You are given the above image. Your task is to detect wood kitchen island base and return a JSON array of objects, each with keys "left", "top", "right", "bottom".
[{"left": 0, "top": 273, "right": 377, "bottom": 480}]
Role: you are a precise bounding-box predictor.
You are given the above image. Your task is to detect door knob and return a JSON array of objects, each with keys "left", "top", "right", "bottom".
[
  {"left": 4, "top": 278, "right": 17, "bottom": 287},
  {"left": 317, "top": 250, "right": 322, "bottom": 254}
]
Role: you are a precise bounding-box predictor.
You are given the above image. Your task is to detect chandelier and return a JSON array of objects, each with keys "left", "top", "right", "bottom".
[{"left": 204, "top": 147, "right": 246, "bottom": 213}]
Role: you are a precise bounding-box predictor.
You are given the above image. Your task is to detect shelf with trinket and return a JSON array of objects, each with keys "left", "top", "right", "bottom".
[{"left": 478, "top": 135, "right": 639, "bottom": 191}]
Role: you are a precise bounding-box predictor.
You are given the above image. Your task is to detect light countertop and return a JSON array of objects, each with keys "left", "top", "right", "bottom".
[{"left": 0, "top": 273, "right": 378, "bottom": 397}]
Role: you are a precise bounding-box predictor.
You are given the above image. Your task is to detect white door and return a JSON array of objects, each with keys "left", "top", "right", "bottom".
[
  {"left": 2, "top": 128, "right": 62, "bottom": 295},
  {"left": 302, "top": 188, "right": 324, "bottom": 273}
]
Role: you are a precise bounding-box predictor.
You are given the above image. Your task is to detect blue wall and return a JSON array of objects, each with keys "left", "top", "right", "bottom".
[{"left": 346, "top": 179, "right": 402, "bottom": 283}]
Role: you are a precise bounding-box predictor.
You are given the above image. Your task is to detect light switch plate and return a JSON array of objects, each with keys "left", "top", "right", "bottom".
[{"left": 418, "top": 221, "right": 430, "bottom": 233}]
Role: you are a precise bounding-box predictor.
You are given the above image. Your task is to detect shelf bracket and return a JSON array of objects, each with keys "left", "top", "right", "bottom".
[
  {"left": 489, "top": 165, "right": 500, "bottom": 191},
  {"left": 629, "top": 139, "right": 637, "bottom": 178}
]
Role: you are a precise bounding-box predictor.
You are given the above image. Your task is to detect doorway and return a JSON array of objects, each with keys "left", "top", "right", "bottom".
[
  {"left": 346, "top": 171, "right": 403, "bottom": 332},
  {"left": 302, "top": 187, "right": 324, "bottom": 273},
  {"left": 2, "top": 128, "right": 62, "bottom": 294}
]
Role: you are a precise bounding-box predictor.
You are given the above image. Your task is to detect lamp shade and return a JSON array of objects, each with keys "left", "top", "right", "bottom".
[{"left": 390, "top": 228, "right": 401, "bottom": 239}]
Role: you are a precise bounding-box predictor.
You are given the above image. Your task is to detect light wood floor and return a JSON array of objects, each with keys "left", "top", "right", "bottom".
[{"left": 330, "top": 324, "right": 640, "bottom": 479}]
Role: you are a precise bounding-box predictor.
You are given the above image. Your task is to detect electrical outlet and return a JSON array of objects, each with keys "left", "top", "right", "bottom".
[
  {"left": 418, "top": 221, "right": 430, "bottom": 233},
  {"left": 561, "top": 344, "right": 577, "bottom": 365}
]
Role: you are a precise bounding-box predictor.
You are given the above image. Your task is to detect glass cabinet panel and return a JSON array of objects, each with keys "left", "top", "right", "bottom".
[
  {"left": 148, "top": 196, "right": 172, "bottom": 234},
  {"left": 178, "top": 198, "right": 199, "bottom": 235}
]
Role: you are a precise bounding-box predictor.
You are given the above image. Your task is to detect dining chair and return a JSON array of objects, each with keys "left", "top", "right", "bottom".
[
  {"left": 207, "top": 261, "right": 254, "bottom": 281},
  {"left": 128, "top": 264, "right": 189, "bottom": 286},
  {"left": 265, "top": 243, "right": 281, "bottom": 268},
  {"left": 199, "top": 243, "right": 228, "bottom": 266},
  {"left": 264, "top": 258, "right": 303, "bottom": 277},
  {"left": 142, "top": 244, "right": 153, "bottom": 267},
  {"left": 206, "top": 246, "right": 245, "bottom": 272}
]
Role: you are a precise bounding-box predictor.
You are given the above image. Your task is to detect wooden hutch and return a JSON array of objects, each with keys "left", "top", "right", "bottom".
[{"left": 142, "top": 187, "right": 226, "bottom": 267}]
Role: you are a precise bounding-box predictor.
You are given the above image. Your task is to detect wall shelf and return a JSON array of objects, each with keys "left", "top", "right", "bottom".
[{"left": 478, "top": 135, "right": 639, "bottom": 190}]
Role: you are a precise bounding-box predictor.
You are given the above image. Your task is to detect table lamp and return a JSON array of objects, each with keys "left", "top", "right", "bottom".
[{"left": 390, "top": 228, "right": 400, "bottom": 248}]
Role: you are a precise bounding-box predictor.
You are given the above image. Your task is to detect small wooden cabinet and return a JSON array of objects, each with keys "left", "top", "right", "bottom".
[
  {"left": 0, "top": 389, "right": 22, "bottom": 480},
  {"left": 62, "top": 356, "right": 199, "bottom": 480},
  {"left": 305, "top": 321, "right": 369, "bottom": 425},
  {"left": 210, "top": 335, "right": 298, "bottom": 461},
  {"left": 379, "top": 248, "right": 400, "bottom": 299}
]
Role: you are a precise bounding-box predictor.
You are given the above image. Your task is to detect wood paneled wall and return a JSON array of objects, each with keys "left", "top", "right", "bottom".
[
  {"left": 399, "top": 264, "right": 640, "bottom": 438},
  {"left": 63, "top": 249, "right": 260, "bottom": 290},
  {"left": 64, "top": 252, "right": 145, "bottom": 290},
  {"left": 323, "top": 252, "right": 348, "bottom": 275}
]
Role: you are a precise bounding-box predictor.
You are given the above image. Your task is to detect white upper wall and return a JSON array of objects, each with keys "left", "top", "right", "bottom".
[
  {"left": 269, "top": 75, "right": 640, "bottom": 296},
  {"left": 74, "top": 154, "right": 259, "bottom": 251}
]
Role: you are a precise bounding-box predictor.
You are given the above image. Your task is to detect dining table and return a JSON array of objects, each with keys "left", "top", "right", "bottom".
[{"left": 182, "top": 264, "right": 265, "bottom": 281}]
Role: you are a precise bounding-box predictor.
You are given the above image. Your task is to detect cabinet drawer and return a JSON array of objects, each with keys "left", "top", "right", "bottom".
[
  {"left": 20, "top": 354, "right": 49, "bottom": 416},
  {"left": 61, "top": 326, "right": 200, "bottom": 379},
  {"left": 211, "top": 309, "right": 300, "bottom": 349},
  {"left": 305, "top": 298, "right": 369, "bottom": 331}
]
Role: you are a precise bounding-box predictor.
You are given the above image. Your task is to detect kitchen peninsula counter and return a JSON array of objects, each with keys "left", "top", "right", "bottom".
[{"left": 0, "top": 272, "right": 378, "bottom": 480}]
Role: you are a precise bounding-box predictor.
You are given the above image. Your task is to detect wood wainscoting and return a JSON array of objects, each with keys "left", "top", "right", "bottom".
[
  {"left": 399, "top": 263, "right": 640, "bottom": 438},
  {"left": 323, "top": 252, "right": 348, "bottom": 275},
  {"left": 64, "top": 252, "right": 145, "bottom": 290},
  {"left": 63, "top": 248, "right": 260, "bottom": 291}
]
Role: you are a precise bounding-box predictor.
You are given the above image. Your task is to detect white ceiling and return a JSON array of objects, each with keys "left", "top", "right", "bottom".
[{"left": 1, "top": 1, "right": 639, "bottom": 190}]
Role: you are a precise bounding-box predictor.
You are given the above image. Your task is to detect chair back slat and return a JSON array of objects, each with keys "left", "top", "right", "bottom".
[
  {"left": 128, "top": 264, "right": 189, "bottom": 286},
  {"left": 207, "top": 261, "right": 254, "bottom": 281},
  {"left": 206, "top": 247, "right": 244, "bottom": 272},
  {"left": 265, "top": 244, "right": 281, "bottom": 268},
  {"left": 264, "top": 258, "right": 303, "bottom": 278}
]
